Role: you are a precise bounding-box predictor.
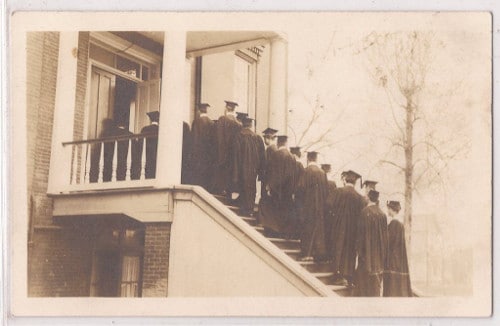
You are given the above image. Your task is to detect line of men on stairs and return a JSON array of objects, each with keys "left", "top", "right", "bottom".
[{"left": 184, "top": 101, "right": 412, "bottom": 297}]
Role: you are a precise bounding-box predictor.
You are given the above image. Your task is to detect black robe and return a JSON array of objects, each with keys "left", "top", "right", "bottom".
[
  {"left": 354, "top": 204, "right": 388, "bottom": 297},
  {"left": 296, "top": 164, "right": 329, "bottom": 259},
  {"left": 215, "top": 114, "right": 241, "bottom": 194},
  {"left": 140, "top": 124, "right": 159, "bottom": 179},
  {"left": 328, "top": 185, "right": 366, "bottom": 278},
  {"left": 384, "top": 219, "right": 412, "bottom": 297},
  {"left": 260, "top": 143, "right": 278, "bottom": 198},
  {"left": 232, "top": 128, "right": 265, "bottom": 213},
  {"left": 114, "top": 126, "right": 133, "bottom": 181},
  {"left": 191, "top": 115, "right": 215, "bottom": 191},
  {"left": 181, "top": 121, "right": 193, "bottom": 185},
  {"left": 323, "top": 179, "right": 337, "bottom": 256},
  {"left": 259, "top": 148, "right": 295, "bottom": 235}
]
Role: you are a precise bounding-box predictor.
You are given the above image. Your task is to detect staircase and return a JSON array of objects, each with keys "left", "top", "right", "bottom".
[{"left": 213, "top": 194, "right": 351, "bottom": 297}]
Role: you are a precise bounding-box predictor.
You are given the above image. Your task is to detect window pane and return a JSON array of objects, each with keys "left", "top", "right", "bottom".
[
  {"left": 89, "top": 43, "right": 115, "bottom": 67},
  {"left": 117, "top": 55, "right": 140, "bottom": 79},
  {"left": 120, "top": 256, "right": 140, "bottom": 297}
]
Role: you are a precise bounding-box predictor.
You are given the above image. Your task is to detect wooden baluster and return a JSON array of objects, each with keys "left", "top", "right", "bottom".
[
  {"left": 98, "top": 141, "right": 105, "bottom": 183},
  {"left": 82, "top": 142, "right": 89, "bottom": 184},
  {"left": 140, "top": 137, "right": 147, "bottom": 180},
  {"left": 112, "top": 140, "right": 118, "bottom": 182},
  {"left": 126, "top": 138, "right": 132, "bottom": 181}
]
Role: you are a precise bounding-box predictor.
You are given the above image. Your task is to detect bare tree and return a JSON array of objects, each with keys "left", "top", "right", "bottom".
[{"left": 360, "top": 31, "right": 470, "bottom": 243}]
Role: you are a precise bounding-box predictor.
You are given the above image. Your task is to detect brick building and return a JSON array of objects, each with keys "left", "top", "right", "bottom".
[{"left": 27, "top": 31, "right": 337, "bottom": 298}]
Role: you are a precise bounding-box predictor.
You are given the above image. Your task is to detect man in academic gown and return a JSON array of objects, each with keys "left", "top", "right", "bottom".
[
  {"left": 289, "top": 146, "right": 305, "bottom": 239},
  {"left": 384, "top": 200, "right": 412, "bottom": 297},
  {"left": 140, "top": 111, "right": 159, "bottom": 179},
  {"left": 354, "top": 190, "right": 388, "bottom": 296},
  {"left": 114, "top": 121, "right": 134, "bottom": 181},
  {"left": 232, "top": 117, "right": 265, "bottom": 216},
  {"left": 215, "top": 101, "right": 242, "bottom": 198},
  {"left": 327, "top": 170, "right": 366, "bottom": 286},
  {"left": 259, "top": 136, "right": 295, "bottom": 236},
  {"left": 181, "top": 121, "right": 193, "bottom": 185},
  {"left": 259, "top": 127, "right": 279, "bottom": 199},
  {"left": 191, "top": 103, "right": 216, "bottom": 191},
  {"left": 236, "top": 112, "right": 248, "bottom": 124},
  {"left": 321, "top": 163, "right": 337, "bottom": 258},
  {"left": 296, "top": 151, "right": 329, "bottom": 261},
  {"left": 362, "top": 180, "right": 378, "bottom": 205}
]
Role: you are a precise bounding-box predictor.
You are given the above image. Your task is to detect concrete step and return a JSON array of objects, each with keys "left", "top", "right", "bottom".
[
  {"left": 328, "top": 285, "right": 352, "bottom": 297},
  {"left": 299, "top": 261, "right": 335, "bottom": 273},
  {"left": 267, "top": 238, "right": 300, "bottom": 250},
  {"left": 311, "top": 272, "right": 336, "bottom": 283},
  {"left": 241, "top": 216, "right": 258, "bottom": 226},
  {"left": 283, "top": 249, "right": 301, "bottom": 260},
  {"left": 254, "top": 226, "right": 265, "bottom": 233}
]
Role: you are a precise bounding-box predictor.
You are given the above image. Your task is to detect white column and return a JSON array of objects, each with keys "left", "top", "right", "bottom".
[
  {"left": 268, "top": 37, "right": 288, "bottom": 133},
  {"left": 155, "top": 31, "right": 187, "bottom": 187},
  {"left": 47, "top": 32, "right": 80, "bottom": 194}
]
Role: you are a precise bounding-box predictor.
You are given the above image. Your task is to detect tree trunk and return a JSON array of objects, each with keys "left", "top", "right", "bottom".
[{"left": 404, "top": 96, "right": 414, "bottom": 248}]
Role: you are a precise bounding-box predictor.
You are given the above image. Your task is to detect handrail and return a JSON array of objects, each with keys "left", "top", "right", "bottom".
[{"left": 62, "top": 133, "right": 158, "bottom": 146}]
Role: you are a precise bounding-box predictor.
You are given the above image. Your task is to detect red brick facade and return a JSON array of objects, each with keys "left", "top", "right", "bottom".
[
  {"left": 26, "top": 32, "right": 172, "bottom": 297},
  {"left": 142, "top": 223, "right": 171, "bottom": 297}
]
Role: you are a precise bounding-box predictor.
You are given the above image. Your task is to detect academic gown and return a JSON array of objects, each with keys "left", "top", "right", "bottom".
[
  {"left": 140, "top": 124, "right": 159, "bottom": 179},
  {"left": 296, "top": 164, "right": 329, "bottom": 259},
  {"left": 354, "top": 204, "right": 388, "bottom": 297},
  {"left": 215, "top": 114, "right": 242, "bottom": 194},
  {"left": 259, "top": 148, "right": 296, "bottom": 235},
  {"left": 323, "top": 179, "right": 337, "bottom": 256},
  {"left": 384, "top": 219, "right": 412, "bottom": 297},
  {"left": 260, "top": 143, "right": 278, "bottom": 198},
  {"left": 232, "top": 128, "right": 265, "bottom": 213},
  {"left": 328, "top": 185, "right": 366, "bottom": 278},
  {"left": 181, "top": 121, "right": 193, "bottom": 185},
  {"left": 114, "top": 126, "right": 133, "bottom": 181},
  {"left": 191, "top": 115, "right": 215, "bottom": 191}
]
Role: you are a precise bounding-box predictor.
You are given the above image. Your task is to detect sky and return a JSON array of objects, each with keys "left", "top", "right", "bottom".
[{"left": 285, "top": 14, "right": 491, "bottom": 249}]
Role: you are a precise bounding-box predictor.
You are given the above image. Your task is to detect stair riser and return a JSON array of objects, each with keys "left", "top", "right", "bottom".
[
  {"left": 285, "top": 252, "right": 301, "bottom": 260},
  {"left": 334, "top": 288, "right": 353, "bottom": 297},
  {"left": 270, "top": 241, "right": 301, "bottom": 250},
  {"left": 300, "top": 263, "right": 335, "bottom": 273}
]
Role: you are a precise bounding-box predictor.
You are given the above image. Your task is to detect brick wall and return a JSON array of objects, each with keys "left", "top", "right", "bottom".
[
  {"left": 142, "top": 222, "right": 171, "bottom": 297},
  {"left": 26, "top": 32, "right": 59, "bottom": 226},
  {"left": 28, "top": 226, "right": 94, "bottom": 297}
]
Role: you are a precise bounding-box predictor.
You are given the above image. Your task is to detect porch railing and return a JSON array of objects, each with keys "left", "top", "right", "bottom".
[{"left": 62, "top": 133, "right": 158, "bottom": 191}]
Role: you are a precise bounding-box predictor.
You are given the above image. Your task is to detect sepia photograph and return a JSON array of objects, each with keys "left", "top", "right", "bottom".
[{"left": 9, "top": 11, "right": 492, "bottom": 317}]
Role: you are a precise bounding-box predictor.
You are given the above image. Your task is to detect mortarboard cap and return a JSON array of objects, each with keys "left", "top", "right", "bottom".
[
  {"left": 262, "top": 127, "right": 278, "bottom": 136},
  {"left": 197, "top": 103, "right": 211, "bottom": 109},
  {"left": 146, "top": 110, "right": 160, "bottom": 122},
  {"left": 277, "top": 135, "right": 288, "bottom": 144},
  {"left": 343, "top": 170, "right": 362, "bottom": 185},
  {"left": 290, "top": 146, "right": 301, "bottom": 156},
  {"left": 321, "top": 164, "right": 332, "bottom": 173},
  {"left": 368, "top": 190, "right": 380, "bottom": 202},
  {"left": 242, "top": 117, "right": 254, "bottom": 127},
  {"left": 307, "top": 151, "right": 319, "bottom": 161},
  {"left": 225, "top": 100, "right": 239, "bottom": 108},
  {"left": 387, "top": 200, "right": 402, "bottom": 212},
  {"left": 362, "top": 180, "right": 378, "bottom": 188},
  {"left": 236, "top": 112, "right": 248, "bottom": 121}
]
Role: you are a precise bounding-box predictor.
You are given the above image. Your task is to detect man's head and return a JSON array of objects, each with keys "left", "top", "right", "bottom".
[
  {"left": 343, "top": 170, "right": 361, "bottom": 186},
  {"left": 321, "top": 164, "right": 332, "bottom": 174},
  {"left": 236, "top": 112, "right": 248, "bottom": 123},
  {"left": 242, "top": 117, "right": 254, "bottom": 129},
  {"left": 362, "top": 180, "right": 378, "bottom": 195},
  {"left": 368, "top": 190, "right": 379, "bottom": 204},
  {"left": 198, "top": 103, "right": 210, "bottom": 114},
  {"left": 277, "top": 135, "right": 288, "bottom": 148},
  {"left": 387, "top": 200, "right": 401, "bottom": 216},
  {"left": 262, "top": 128, "right": 278, "bottom": 146},
  {"left": 146, "top": 111, "right": 160, "bottom": 123},
  {"left": 224, "top": 100, "right": 238, "bottom": 112},
  {"left": 290, "top": 146, "right": 301, "bottom": 159},
  {"left": 307, "top": 151, "right": 319, "bottom": 163}
]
